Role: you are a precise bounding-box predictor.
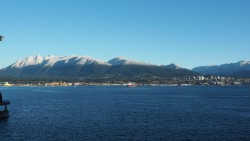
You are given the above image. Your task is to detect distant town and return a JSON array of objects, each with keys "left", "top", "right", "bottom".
[{"left": 0, "top": 76, "right": 250, "bottom": 87}]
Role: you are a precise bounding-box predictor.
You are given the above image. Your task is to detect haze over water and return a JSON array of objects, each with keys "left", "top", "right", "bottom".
[{"left": 0, "top": 86, "right": 250, "bottom": 140}]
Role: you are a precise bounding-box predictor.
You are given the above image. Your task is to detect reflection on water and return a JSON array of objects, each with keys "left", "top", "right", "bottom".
[{"left": 0, "top": 86, "right": 250, "bottom": 140}]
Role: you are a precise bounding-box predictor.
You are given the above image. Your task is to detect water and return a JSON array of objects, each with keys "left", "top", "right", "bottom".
[{"left": 0, "top": 86, "right": 250, "bottom": 141}]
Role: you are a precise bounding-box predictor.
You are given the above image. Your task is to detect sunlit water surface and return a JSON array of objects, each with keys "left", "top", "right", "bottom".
[{"left": 0, "top": 86, "right": 250, "bottom": 140}]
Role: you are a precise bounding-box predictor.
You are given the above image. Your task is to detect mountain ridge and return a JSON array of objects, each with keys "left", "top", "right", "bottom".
[
  {"left": 0, "top": 55, "right": 198, "bottom": 80},
  {"left": 192, "top": 60, "right": 250, "bottom": 77},
  {"left": 2, "top": 55, "right": 249, "bottom": 80}
]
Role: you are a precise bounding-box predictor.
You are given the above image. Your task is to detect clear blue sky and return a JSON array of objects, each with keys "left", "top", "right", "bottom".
[{"left": 0, "top": 0, "right": 249, "bottom": 69}]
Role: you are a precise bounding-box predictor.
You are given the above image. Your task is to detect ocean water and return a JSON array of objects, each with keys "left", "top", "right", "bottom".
[{"left": 0, "top": 86, "right": 250, "bottom": 141}]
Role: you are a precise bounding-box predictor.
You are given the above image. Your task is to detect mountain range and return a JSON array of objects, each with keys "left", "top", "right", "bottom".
[
  {"left": 0, "top": 55, "right": 249, "bottom": 81},
  {"left": 192, "top": 60, "right": 250, "bottom": 77},
  {"left": 0, "top": 55, "right": 198, "bottom": 81}
]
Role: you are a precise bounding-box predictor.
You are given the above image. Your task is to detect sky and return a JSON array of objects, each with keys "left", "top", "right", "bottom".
[{"left": 0, "top": 0, "right": 250, "bottom": 69}]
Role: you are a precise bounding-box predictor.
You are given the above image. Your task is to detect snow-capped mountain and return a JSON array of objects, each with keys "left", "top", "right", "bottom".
[
  {"left": 11, "top": 55, "right": 44, "bottom": 68},
  {"left": 9, "top": 55, "right": 153, "bottom": 69},
  {"left": 10, "top": 55, "right": 110, "bottom": 68},
  {"left": 0, "top": 55, "right": 198, "bottom": 79},
  {"left": 192, "top": 60, "right": 250, "bottom": 77}
]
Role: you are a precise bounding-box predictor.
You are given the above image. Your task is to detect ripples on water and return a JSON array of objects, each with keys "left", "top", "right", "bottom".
[{"left": 0, "top": 86, "right": 250, "bottom": 140}]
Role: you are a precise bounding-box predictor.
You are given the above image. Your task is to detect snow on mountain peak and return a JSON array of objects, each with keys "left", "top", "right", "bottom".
[
  {"left": 9, "top": 55, "right": 159, "bottom": 69},
  {"left": 44, "top": 55, "right": 58, "bottom": 60},
  {"left": 239, "top": 60, "right": 250, "bottom": 66},
  {"left": 41, "top": 55, "right": 109, "bottom": 67},
  {"left": 75, "top": 56, "right": 110, "bottom": 65},
  {"left": 10, "top": 55, "right": 111, "bottom": 68},
  {"left": 11, "top": 54, "right": 44, "bottom": 67}
]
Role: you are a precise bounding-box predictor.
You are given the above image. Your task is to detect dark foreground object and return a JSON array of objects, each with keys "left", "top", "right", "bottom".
[
  {"left": 0, "top": 92, "right": 10, "bottom": 119},
  {"left": 0, "top": 35, "right": 4, "bottom": 41},
  {"left": 0, "top": 110, "right": 9, "bottom": 119}
]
